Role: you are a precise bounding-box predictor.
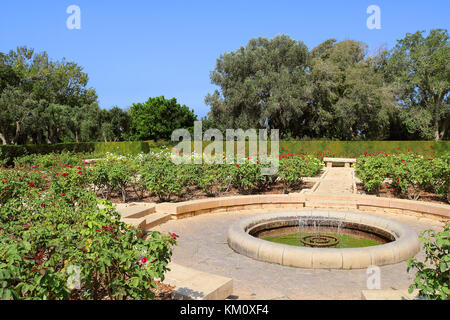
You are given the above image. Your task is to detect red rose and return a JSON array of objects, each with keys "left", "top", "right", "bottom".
[
  {"left": 61, "top": 193, "right": 66, "bottom": 196},
  {"left": 62, "top": 173, "right": 68, "bottom": 177},
  {"left": 78, "top": 171, "right": 83, "bottom": 174},
  {"left": 41, "top": 204, "right": 46, "bottom": 208},
  {"left": 3, "top": 180, "right": 7, "bottom": 183},
  {"left": 169, "top": 232, "right": 179, "bottom": 240},
  {"left": 141, "top": 257, "right": 148, "bottom": 264},
  {"left": 428, "top": 158, "right": 433, "bottom": 161},
  {"left": 236, "top": 164, "right": 239, "bottom": 168}
]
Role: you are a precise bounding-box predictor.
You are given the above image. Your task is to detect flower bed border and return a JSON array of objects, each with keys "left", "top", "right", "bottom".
[{"left": 151, "top": 194, "right": 449, "bottom": 224}]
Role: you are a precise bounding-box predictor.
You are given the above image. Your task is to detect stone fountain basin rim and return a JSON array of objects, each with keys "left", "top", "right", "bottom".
[{"left": 227, "top": 210, "right": 421, "bottom": 269}]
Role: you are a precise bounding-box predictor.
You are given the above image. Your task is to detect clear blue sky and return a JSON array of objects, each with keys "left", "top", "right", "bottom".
[{"left": 1, "top": 0, "right": 448, "bottom": 118}]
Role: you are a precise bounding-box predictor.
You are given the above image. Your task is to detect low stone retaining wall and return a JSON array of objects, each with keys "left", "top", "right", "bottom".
[{"left": 153, "top": 194, "right": 449, "bottom": 224}]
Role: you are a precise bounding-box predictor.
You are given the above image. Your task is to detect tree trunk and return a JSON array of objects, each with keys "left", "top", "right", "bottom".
[
  {"left": 434, "top": 103, "right": 440, "bottom": 141},
  {"left": 13, "top": 121, "right": 21, "bottom": 145},
  {"left": 0, "top": 133, "right": 8, "bottom": 145}
]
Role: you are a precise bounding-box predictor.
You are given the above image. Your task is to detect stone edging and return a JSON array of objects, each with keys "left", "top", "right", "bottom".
[
  {"left": 152, "top": 194, "right": 450, "bottom": 223},
  {"left": 227, "top": 210, "right": 421, "bottom": 269}
]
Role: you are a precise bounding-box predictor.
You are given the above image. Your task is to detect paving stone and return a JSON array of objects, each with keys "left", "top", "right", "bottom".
[{"left": 153, "top": 210, "right": 443, "bottom": 300}]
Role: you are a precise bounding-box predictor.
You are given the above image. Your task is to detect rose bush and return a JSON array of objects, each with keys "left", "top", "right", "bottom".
[
  {"left": 0, "top": 167, "right": 176, "bottom": 300},
  {"left": 355, "top": 151, "right": 450, "bottom": 201}
]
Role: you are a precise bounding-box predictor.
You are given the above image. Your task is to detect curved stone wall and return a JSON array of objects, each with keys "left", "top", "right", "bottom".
[
  {"left": 154, "top": 194, "right": 450, "bottom": 223},
  {"left": 227, "top": 210, "right": 421, "bottom": 269}
]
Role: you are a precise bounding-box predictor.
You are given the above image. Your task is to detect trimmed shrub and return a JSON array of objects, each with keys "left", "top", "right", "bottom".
[{"left": 0, "top": 141, "right": 151, "bottom": 166}]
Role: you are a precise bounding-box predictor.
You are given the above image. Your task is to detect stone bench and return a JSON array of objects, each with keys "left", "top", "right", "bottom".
[{"left": 324, "top": 157, "right": 356, "bottom": 168}]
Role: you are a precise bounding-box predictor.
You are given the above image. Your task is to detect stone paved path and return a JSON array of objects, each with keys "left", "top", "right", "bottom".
[
  {"left": 314, "top": 167, "right": 355, "bottom": 195},
  {"left": 154, "top": 209, "right": 444, "bottom": 300}
]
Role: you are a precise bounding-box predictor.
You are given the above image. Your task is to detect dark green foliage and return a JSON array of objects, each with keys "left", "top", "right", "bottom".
[
  {"left": 279, "top": 140, "right": 450, "bottom": 158},
  {"left": 206, "top": 30, "right": 449, "bottom": 141},
  {"left": 0, "top": 163, "right": 177, "bottom": 300},
  {"left": 407, "top": 223, "right": 450, "bottom": 300},
  {"left": 386, "top": 29, "right": 449, "bottom": 140},
  {"left": 129, "top": 96, "right": 197, "bottom": 141},
  {"left": 0, "top": 141, "right": 152, "bottom": 165}
]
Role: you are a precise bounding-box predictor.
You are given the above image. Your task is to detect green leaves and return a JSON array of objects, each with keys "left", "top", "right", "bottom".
[
  {"left": 129, "top": 96, "right": 197, "bottom": 141},
  {"left": 0, "top": 163, "right": 176, "bottom": 300},
  {"left": 356, "top": 152, "right": 450, "bottom": 201},
  {"left": 139, "top": 155, "right": 184, "bottom": 201},
  {"left": 387, "top": 29, "right": 449, "bottom": 140},
  {"left": 407, "top": 223, "right": 450, "bottom": 300},
  {"left": 278, "top": 155, "right": 323, "bottom": 193}
]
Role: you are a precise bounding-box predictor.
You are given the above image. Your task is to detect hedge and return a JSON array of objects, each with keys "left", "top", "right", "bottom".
[
  {"left": 278, "top": 141, "right": 450, "bottom": 158},
  {"left": 190, "top": 140, "right": 449, "bottom": 158},
  {"left": 1, "top": 140, "right": 448, "bottom": 165},
  {"left": 0, "top": 141, "right": 151, "bottom": 165}
]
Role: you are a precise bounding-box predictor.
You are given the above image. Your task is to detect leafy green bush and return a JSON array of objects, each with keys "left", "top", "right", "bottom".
[
  {"left": 0, "top": 168, "right": 176, "bottom": 300},
  {"left": 90, "top": 154, "right": 134, "bottom": 202},
  {"left": 356, "top": 151, "right": 450, "bottom": 201},
  {"left": 0, "top": 142, "right": 151, "bottom": 166},
  {"left": 355, "top": 154, "right": 390, "bottom": 194},
  {"left": 139, "top": 155, "right": 183, "bottom": 201},
  {"left": 407, "top": 223, "right": 450, "bottom": 300},
  {"left": 388, "top": 153, "right": 434, "bottom": 200},
  {"left": 0, "top": 168, "right": 47, "bottom": 205},
  {"left": 13, "top": 152, "right": 85, "bottom": 169},
  {"left": 278, "top": 154, "right": 323, "bottom": 193},
  {"left": 428, "top": 156, "right": 450, "bottom": 202},
  {"left": 231, "top": 158, "right": 272, "bottom": 194}
]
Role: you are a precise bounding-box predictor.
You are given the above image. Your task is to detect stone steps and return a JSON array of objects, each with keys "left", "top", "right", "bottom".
[
  {"left": 163, "top": 263, "right": 233, "bottom": 300},
  {"left": 120, "top": 216, "right": 147, "bottom": 229},
  {"left": 145, "top": 212, "right": 172, "bottom": 229},
  {"left": 116, "top": 202, "right": 156, "bottom": 219}
]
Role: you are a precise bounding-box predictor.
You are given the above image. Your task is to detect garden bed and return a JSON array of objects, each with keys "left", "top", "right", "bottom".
[
  {"left": 104, "top": 181, "right": 316, "bottom": 204},
  {"left": 356, "top": 183, "right": 449, "bottom": 205}
]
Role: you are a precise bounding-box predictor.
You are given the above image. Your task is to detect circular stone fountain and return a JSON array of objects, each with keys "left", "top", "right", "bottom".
[{"left": 227, "top": 210, "right": 421, "bottom": 269}]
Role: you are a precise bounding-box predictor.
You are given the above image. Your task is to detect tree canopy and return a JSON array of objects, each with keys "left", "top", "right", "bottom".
[
  {"left": 385, "top": 29, "right": 449, "bottom": 140},
  {"left": 129, "top": 96, "right": 197, "bottom": 141},
  {"left": 1, "top": 29, "right": 448, "bottom": 145},
  {"left": 206, "top": 30, "right": 449, "bottom": 140}
]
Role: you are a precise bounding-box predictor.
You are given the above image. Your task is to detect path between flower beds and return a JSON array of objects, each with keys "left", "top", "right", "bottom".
[{"left": 313, "top": 167, "right": 355, "bottom": 195}]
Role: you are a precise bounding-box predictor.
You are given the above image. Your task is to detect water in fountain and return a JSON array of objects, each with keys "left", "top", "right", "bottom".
[{"left": 297, "top": 215, "right": 344, "bottom": 247}]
